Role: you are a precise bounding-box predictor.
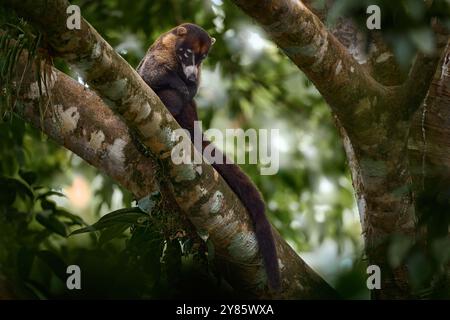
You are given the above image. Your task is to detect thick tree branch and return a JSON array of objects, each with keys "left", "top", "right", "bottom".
[
  {"left": 231, "top": 0, "right": 387, "bottom": 129},
  {"left": 301, "top": 1, "right": 416, "bottom": 87},
  {"left": 402, "top": 35, "right": 449, "bottom": 117},
  {"left": 301, "top": 1, "right": 373, "bottom": 69},
  {"left": 12, "top": 55, "right": 160, "bottom": 200},
  {"left": 230, "top": 0, "right": 449, "bottom": 299},
  {"left": 404, "top": 53, "right": 442, "bottom": 115},
  {"left": 407, "top": 40, "right": 450, "bottom": 297},
  {"left": 3, "top": 0, "right": 338, "bottom": 298}
]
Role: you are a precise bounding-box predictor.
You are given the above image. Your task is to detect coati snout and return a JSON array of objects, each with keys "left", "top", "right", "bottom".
[{"left": 174, "top": 23, "right": 215, "bottom": 83}]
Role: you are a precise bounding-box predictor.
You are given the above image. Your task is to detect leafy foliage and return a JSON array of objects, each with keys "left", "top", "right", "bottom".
[{"left": 0, "top": 7, "right": 44, "bottom": 120}]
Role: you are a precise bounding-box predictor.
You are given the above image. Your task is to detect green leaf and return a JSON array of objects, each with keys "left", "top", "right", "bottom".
[
  {"left": 55, "top": 209, "right": 86, "bottom": 226},
  {"left": 98, "top": 224, "right": 130, "bottom": 245},
  {"left": 17, "top": 247, "right": 35, "bottom": 280},
  {"left": 0, "top": 176, "right": 34, "bottom": 202},
  {"left": 70, "top": 207, "right": 146, "bottom": 236},
  {"left": 14, "top": 177, "right": 34, "bottom": 199},
  {"left": 0, "top": 183, "right": 16, "bottom": 205},
  {"left": 40, "top": 199, "right": 56, "bottom": 211},
  {"left": 36, "top": 210, "right": 67, "bottom": 237},
  {"left": 69, "top": 225, "right": 97, "bottom": 236},
  {"left": 36, "top": 250, "right": 67, "bottom": 282},
  {"left": 37, "top": 190, "right": 66, "bottom": 200},
  {"left": 24, "top": 280, "right": 48, "bottom": 300},
  {"left": 19, "top": 170, "right": 37, "bottom": 186}
]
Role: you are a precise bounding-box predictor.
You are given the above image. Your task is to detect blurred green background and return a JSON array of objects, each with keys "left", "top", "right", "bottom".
[{"left": 1, "top": 0, "right": 448, "bottom": 299}]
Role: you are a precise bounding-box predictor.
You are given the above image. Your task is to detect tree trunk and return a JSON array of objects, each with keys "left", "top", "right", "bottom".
[{"left": 231, "top": 0, "right": 449, "bottom": 299}]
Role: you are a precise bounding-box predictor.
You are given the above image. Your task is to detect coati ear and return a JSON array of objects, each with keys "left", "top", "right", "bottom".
[
  {"left": 177, "top": 26, "right": 187, "bottom": 36},
  {"left": 210, "top": 37, "right": 216, "bottom": 46}
]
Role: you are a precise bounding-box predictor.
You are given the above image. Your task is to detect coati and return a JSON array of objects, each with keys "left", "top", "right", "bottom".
[{"left": 137, "top": 23, "right": 281, "bottom": 290}]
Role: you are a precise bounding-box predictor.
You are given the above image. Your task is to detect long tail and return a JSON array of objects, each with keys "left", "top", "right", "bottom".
[
  {"left": 173, "top": 102, "right": 281, "bottom": 290},
  {"left": 201, "top": 137, "right": 281, "bottom": 290}
]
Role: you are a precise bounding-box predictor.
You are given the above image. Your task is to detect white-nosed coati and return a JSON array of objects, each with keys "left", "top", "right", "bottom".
[{"left": 137, "top": 23, "right": 280, "bottom": 290}]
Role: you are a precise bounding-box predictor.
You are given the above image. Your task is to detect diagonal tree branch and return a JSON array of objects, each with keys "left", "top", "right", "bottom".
[
  {"left": 402, "top": 34, "right": 449, "bottom": 117},
  {"left": 231, "top": 0, "right": 387, "bottom": 128},
  {"left": 13, "top": 55, "right": 160, "bottom": 200},
  {"left": 299, "top": 1, "right": 404, "bottom": 86},
  {"left": 3, "top": 0, "right": 338, "bottom": 298}
]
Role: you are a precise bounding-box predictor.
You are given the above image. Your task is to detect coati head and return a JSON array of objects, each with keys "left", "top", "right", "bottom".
[{"left": 172, "top": 23, "right": 215, "bottom": 83}]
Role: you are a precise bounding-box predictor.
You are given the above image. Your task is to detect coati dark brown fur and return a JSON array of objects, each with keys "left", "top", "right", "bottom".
[{"left": 137, "top": 23, "right": 280, "bottom": 290}]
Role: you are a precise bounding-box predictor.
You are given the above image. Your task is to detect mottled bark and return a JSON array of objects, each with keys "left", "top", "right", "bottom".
[
  {"left": 408, "top": 43, "right": 450, "bottom": 296},
  {"left": 233, "top": 0, "right": 387, "bottom": 126},
  {"left": 231, "top": 0, "right": 449, "bottom": 299},
  {"left": 3, "top": 0, "right": 338, "bottom": 299},
  {"left": 12, "top": 54, "right": 159, "bottom": 200},
  {"left": 301, "top": 0, "right": 408, "bottom": 86}
]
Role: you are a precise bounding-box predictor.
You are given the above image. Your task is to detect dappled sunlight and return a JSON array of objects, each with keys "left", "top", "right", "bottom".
[{"left": 65, "top": 175, "right": 91, "bottom": 210}]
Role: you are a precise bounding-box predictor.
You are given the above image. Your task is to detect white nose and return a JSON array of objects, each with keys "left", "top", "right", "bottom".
[{"left": 183, "top": 65, "right": 198, "bottom": 82}]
